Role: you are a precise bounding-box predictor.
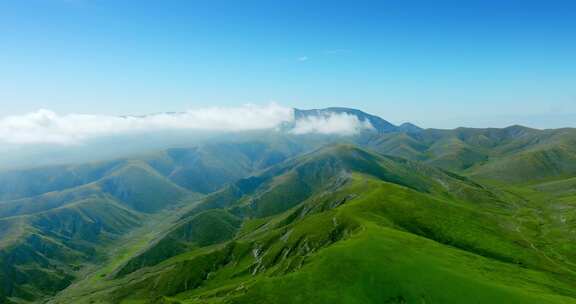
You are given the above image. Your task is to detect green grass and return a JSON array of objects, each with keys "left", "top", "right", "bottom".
[
  {"left": 0, "top": 160, "right": 201, "bottom": 303},
  {"left": 49, "top": 201, "right": 205, "bottom": 303},
  {"left": 225, "top": 223, "right": 575, "bottom": 304},
  {"left": 164, "top": 174, "right": 576, "bottom": 304},
  {"left": 5, "top": 140, "right": 576, "bottom": 304},
  {"left": 56, "top": 159, "right": 576, "bottom": 303}
]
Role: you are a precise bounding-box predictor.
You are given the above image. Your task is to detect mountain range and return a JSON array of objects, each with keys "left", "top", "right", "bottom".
[{"left": 1, "top": 107, "right": 576, "bottom": 304}]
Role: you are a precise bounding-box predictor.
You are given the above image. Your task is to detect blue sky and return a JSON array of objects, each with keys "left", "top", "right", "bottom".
[{"left": 1, "top": 0, "right": 575, "bottom": 128}]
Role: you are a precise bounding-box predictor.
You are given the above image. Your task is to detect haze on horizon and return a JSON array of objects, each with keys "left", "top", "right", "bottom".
[{"left": 1, "top": 0, "right": 575, "bottom": 129}]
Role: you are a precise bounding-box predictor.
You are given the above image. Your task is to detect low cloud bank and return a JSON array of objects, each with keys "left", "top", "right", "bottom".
[
  {"left": 290, "top": 113, "right": 373, "bottom": 135},
  {"left": 0, "top": 104, "right": 373, "bottom": 144}
]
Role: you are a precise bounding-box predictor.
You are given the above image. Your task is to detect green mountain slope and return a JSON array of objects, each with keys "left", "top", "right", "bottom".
[
  {"left": 142, "top": 140, "right": 304, "bottom": 194},
  {"left": 0, "top": 161, "right": 194, "bottom": 303},
  {"left": 0, "top": 197, "right": 142, "bottom": 303},
  {"left": 0, "top": 140, "right": 312, "bottom": 303},
  {"left": 0, "top": 160, "right": 126, "bottom": 201},
  {"left": 49, "top": 145, "right": 576, "bottom": 304},
  {"left": 0, "top": 140, "right": 302, "bottom": 203},
  {"left": 365, "top": 126, "right": 576, "bottom": 183}
]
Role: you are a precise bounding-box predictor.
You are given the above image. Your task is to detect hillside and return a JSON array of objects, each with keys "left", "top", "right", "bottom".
[
  {"left": 364, "top": 125, "right": 576, "bottom": 183},
  {"left": 278, "top": 107, "right": 576, "bottom": 184},
  {"left": 0, "top": 140, "right": 307, "bottom": 303},
  {"left": 2, "top": 108, "right": 576, "bottom": 304},
  {"left": 48, "top": 145, "right": 576, "bottom": 304},
  {"left": 0, "top": 160, "right": 193, "bottom": 303}
]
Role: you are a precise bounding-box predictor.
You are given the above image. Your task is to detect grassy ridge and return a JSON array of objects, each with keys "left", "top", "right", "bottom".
[
  {"left": 48, "top": 145, "right": 576, "bottom": 303},
  {"left": 365, "top": 126, "right": 576, "bottom": 183},
  {"left": 0, "top": 140, "right": 306, "bottom": 303},
  {"left": 0, "top": 161, "right": 194, "bottom": 303}
]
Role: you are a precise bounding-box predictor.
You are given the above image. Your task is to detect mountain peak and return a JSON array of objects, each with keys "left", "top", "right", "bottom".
[
  {"left": 294, "top": 107, "right": 398, "bottom": 133},
  {"left": 397, "top": 122, "right": 423, "bottom": 133}
]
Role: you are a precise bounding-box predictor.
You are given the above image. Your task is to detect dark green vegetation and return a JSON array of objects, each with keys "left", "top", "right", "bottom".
[
  {"left": 0, "top": 141, "right": 301, "bottom": 303},
  {"left": 1, "top": 108, "right": 576, "bottom": 304},
  {"left": 364, "top": 125, "right": 576, "bottom": 182}
]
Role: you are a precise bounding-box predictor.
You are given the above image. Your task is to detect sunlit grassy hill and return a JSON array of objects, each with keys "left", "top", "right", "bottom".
[{"left": 49, "top": 145, "right": 576, "bottom": 304}]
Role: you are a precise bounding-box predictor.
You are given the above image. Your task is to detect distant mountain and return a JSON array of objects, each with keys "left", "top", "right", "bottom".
[
  {"left": 398, "top": 122, "right": 423, "bottom": 133},
  {"left": 364, "top": 125, "right": 576, "bottom": 183},
  {"left": 120, "top": 107, "right": 419, "bottom": 136},
  {"left": 295, "top": 107, "right": 421, "bottom": 134},
  {"left": 0, "top": 107, "right": 423, "bottom": 170}
]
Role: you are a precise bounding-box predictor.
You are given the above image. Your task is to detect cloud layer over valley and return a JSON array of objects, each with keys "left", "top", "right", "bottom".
[{"left": 0, "top": 104, "right": 374, "bottom": 144}]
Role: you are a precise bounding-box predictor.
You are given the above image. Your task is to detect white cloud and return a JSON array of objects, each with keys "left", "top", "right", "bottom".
[
  {"left": 0, "top": 104, "right": 373, "bottom": 144},
  {"left": 290, "top": 113, "right": 373, "bottom": 136},
  {"left": 297, "top": 56, "right": 309, "bottom": 62},
  {"left": 0, "top": 104, "right": 292, "bottom": 144}
]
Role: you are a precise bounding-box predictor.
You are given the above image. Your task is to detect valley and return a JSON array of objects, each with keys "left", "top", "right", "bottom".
[{"left": 1, "top": 108, "right": 575, "bottom": 304}]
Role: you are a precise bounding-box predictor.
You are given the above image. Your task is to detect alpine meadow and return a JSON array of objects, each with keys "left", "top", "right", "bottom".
[{"left": 1, "top": 1, "right": 576, "bottom": 304}]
